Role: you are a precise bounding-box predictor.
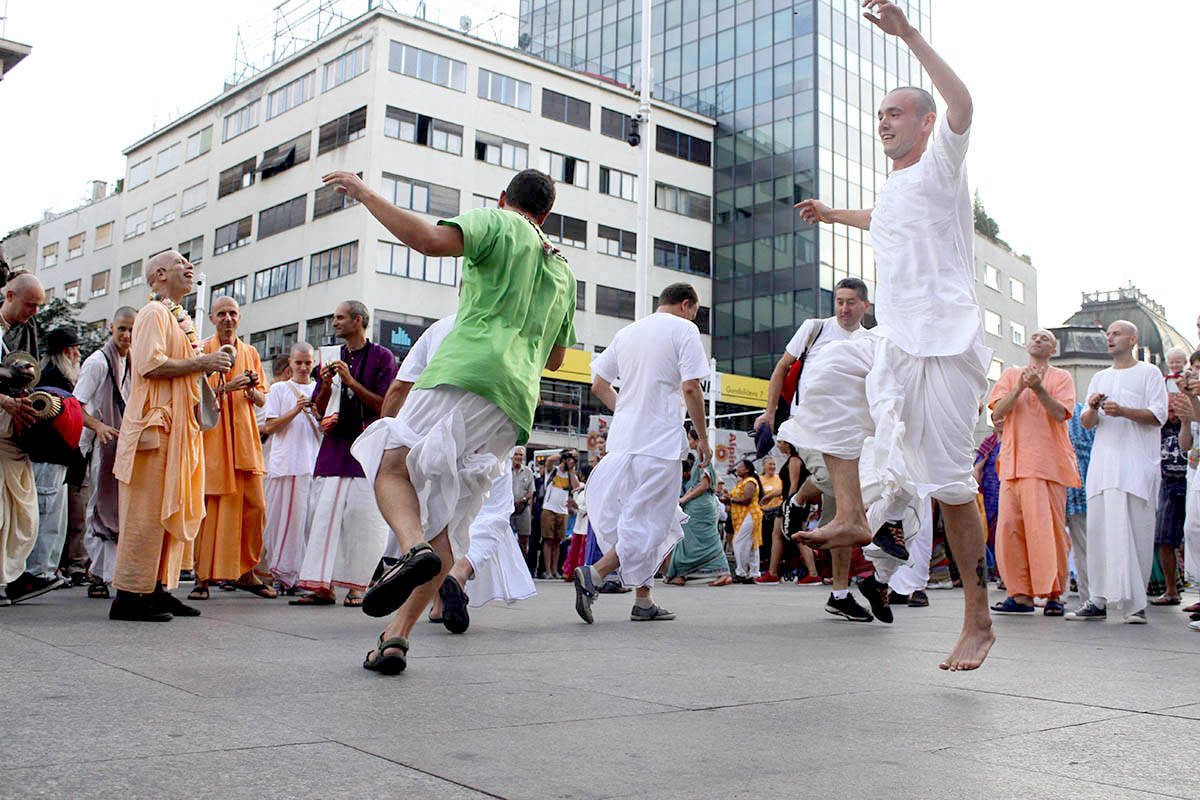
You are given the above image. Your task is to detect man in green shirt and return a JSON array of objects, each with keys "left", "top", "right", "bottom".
[{"left": 323, "top": 168, "right": 576, "bottom": 675}]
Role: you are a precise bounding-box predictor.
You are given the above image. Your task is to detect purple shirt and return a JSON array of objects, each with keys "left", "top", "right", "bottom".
[{"left": 313, "top": 340, "right": 398, "bottom": 478}]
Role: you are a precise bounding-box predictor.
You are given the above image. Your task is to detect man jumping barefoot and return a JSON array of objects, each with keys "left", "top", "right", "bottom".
[{"left": 785, "top": 0, "right": 994, "bottom": 670}]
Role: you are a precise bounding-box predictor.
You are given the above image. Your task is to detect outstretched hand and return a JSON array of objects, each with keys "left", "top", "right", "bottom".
[
  {"left": 862, "top": 0, "right": 914, "bottom": 37},
  {"left": 795, "top": 198, "right": 834, "bottom": 224},
  {"left": 321, "top": 171, "right": 370, "bottom": 203}
]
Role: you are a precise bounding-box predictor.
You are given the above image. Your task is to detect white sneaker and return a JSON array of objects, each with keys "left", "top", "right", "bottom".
[
  {"left": 1123, "top": 609, "right": 1147, "bottom": 624},
  {"left": 1189, "top": 619, "right": 1200, "bottom": 632},
  {"left": 927, "top": 580, "right": 954, "bottom": 590}
]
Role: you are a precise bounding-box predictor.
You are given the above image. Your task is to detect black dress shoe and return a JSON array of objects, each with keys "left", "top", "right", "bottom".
[
  {"left": 7, "top": 572, "right": 67, "bottom": 604},
  {"left": 152, "top": 590, "right": 201, "bottom": 617},
  {"left": 888, "top": 590, "right": 910, "bottom": 605},
  {"left": 109, "top": 590, "right": 173, "bottom": 622}
]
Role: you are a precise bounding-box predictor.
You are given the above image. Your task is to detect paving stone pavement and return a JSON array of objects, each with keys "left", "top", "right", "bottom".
[{"left": 2, "top": 579, "right": 1198, "bottom": 799}]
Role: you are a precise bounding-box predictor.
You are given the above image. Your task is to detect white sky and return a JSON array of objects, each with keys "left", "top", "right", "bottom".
[{"left": 2, "top": 1, "right": 1195, "bottom": 343}]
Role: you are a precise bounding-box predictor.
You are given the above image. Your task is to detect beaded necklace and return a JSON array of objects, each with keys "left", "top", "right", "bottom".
[
  {"left": 510, "top": 208, "right": 567, "bottom": 264},
  {"left": 149, "top": 293, "right": 202, "bottom": 356}
]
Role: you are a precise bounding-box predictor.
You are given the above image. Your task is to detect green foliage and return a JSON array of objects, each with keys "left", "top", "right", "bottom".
[
  {"left": 34, "top": 297, "right": 107, "bottom": 358},
  {"left": 973, "top": 191, "right": 1000, "bottom": 240}
]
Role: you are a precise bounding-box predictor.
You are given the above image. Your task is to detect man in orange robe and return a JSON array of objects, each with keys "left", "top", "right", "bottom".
[
  {"left": 987, "top": 329, "right": 1079, "bottom": 616},
  {"left": 110, "top": 251, "right": 233, "bottom": 622},
  {"left": 189, "top": 296, "right": 273, "bottom": 599}
]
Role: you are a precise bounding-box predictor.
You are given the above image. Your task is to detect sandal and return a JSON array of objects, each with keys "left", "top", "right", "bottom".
[
  {"left": 343, "top": 593, "right": 364, "bottom": 608},
  {"left": 87, "top": 582, "right": 110, "bottom": 599},
  {"left": 187, "top": 585, "right": 210, "bottom": 600},
  {"left": 236, "top": 581, "right": 278, "bottom": 599},
  {"left": 438, "top": 575, "right": 470, "bottom": 634},
  {"left": 363, "top": 633, "right": 409, "bottom": 675},
  {"left": 1150, "top": 595, "right": 1181, "bottom": 606},
  {"left": 1043, "top": 600, "right": 1065, "bottom": 616},
  {"left": 289, "top": 593, "right": 335, "bottom": 606},
  {"left": 427, "top": 612, "right": 444, "bottom": 623},
  {"left": 361, "top": 542, "right": 442, "bottom": 618}
]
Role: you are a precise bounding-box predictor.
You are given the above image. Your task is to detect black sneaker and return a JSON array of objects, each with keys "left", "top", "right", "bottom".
[
  {"left": 1065, "top": 602, "right": 1106, "bottom": 621},
  {"left": 573, "top": 566, "right": 598, "bottom": 624},
  {"left": 7, "top": 572, "right": 66, "bottom": 604},
  {"left": 109, "top": 590, "right": 173, "bottom": 622},
  {"left": 888, "top": 590, "right": 910, "bottom": 605},
  {"left": 908, "top": 589, "right": 929, "bottom": 607},
  {"left": 857, "top": 574, "right": 893, "bottom": 624},
  {"left": 872, "top": 520, "right": 909, "bottom": 562},
  {"left": 152, "top": 589, "right": 201, "bottom": 617},
  {"left": 825, "top": 592, "right": 873, "bottom": 622}
]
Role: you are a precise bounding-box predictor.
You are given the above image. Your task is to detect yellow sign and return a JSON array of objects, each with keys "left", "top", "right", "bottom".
[
  {"left": 719, "top": 373, "right": 768, "bottom": 408},
  {"left": 542, "top": 347, "right": 593, "bottom": 384}
]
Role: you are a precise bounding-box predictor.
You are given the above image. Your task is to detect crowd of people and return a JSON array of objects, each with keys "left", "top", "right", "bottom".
[{"left": 2, "top": 2, "right": 1196, "bottom": 683}]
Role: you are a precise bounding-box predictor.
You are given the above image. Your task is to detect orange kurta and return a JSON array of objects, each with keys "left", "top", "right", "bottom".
[
  {"left": 193, "top": 337, "right": 267, "bottom": 582},
  {"left": 113, "top": 301, "right": 205, "bottom": 593},
  {"left": 987, "top": 365, "right": 1079, "bottom": 599}
]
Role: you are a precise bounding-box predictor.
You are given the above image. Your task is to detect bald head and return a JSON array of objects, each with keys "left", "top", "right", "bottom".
[
  {"left": 290, "top": 341, "right": 314, "bottom": 358},
  {"left": 145, "top": 250, "right": 194, "bottom": 300},
  {"left": 210, "top": 295, "right": 239, "bottom": 315},
  {"left": 114, "top": 305, "right": 138, "bottom": 323},
  {"left": 210, "top": 294, "right": 240, "bottom": 340},
  {"left": 2, "top": 273, "right": 45, "bottom": 325},
  {"left": 1109, "top": 320, "right": 1137, "bottom": 337},
  {"left": 1105, "top": 319, "right": 1139, "bottom": 361}
]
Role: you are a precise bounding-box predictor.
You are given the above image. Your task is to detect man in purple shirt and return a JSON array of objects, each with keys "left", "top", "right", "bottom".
[{"left": 293, "top": 301, "right": 398, "bottom": 606}]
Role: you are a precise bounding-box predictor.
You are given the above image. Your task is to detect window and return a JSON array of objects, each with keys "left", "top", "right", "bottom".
[
  {"left": 987, "top": 358, "right": 1004, "bottom": 382},
  {"left": 322, "top": 41, "right": 371, "bottom": 91},
  {"left": 178, "top": 235, "right": 203, "bottom": 266},
  {"left": 317, "top": 106, "right": 367, "bottom": 154},
  {"left": 576, "top": 280, "right": 586, "bottom": 311},
  {"left": 984, "top": 263, "right": 1000, "bottom": 290},
  {"left": 310, "top": 241, "right": 358, "bottom": 284},
  {"left": 214, "top": 216, "right": 252, "bottom": 255},
  {"left": 596, "top": 285, "right": 635, "bottom": 320},
  {"left": 222, "top": 100, "right": 258, "bottom": 142},
  {"left": 258, "top": 132, "right": 311, "bottom": 179},
  {"left": 600, "top": 107, "right": 634, "bottom": 140},
  {"left": 655, "top": 125, "right": 712, "bottom": 166},
  {"left": 655, "top": 182, "right": 711, "bottom": 221},
  {"left": 67, "top": 233, "right": 85, "bottom": 259},
  {"left": 90, "top": 270, "right": 109, "bottom": 298},
  {"left": 695, "top": 305, "right": 711, "bottom": 335},
  {"left": 1011, "top": 321, "right": 1026, "bottom": 346},
  {"left": 307, "top": 314, "right": 336, "bottom": 346},
  {"left": 186, "top": 126, "right": 213, "bottom": 160},
  {"left": 94, "top": 222, "right": 113, "bottom": 249},
  {"left": 211, "top": 276, "right": 248, "bottom": 306},
  {"left": 473, "top": 194, "right": 498, "bottom": 209},
  {"left": 257, "top": 195, "right": 307, "bottom": 239},
  {"left": 382, "top": 173, "right": 460, "bottom": 217},
  {"left": 539, "top": 149, "right": 588, "bottom": 188},
  {"left": 653, "top": 239, "right": 711, "bottom": 276},
  {"left": 182, "top": 181, "right": 208, "bottom": 215},
  {"left": 541, "top": 213, "right": 587, "bottom": 248},
  {"left": 151, "top": 195, "right": 177, "bottom": 229},
  {"left": 541, "top": 88, "right": 590, "bottom": 129},
  {"left": 250, "top": 323, "right": 299, "bottom": 361},
  {"left": 1010, "top": 277, "right": 1025, "bottom": 303},
  {"left": 384, "top": 107, "right": 463, "bottom": 155},
  {"left": 123, "top": 208, "right": 148, "bottom": 240},
  {"left": 599, "top": 166, "right": 637, "bottom": 201},
  {"left": 218, "top": 158, "right": 257, "bottom": 198},
  {"left": 42, "top": 242, "right": 58, "bottom": 268},
  {"left": 64, "top": 279, "right": 81, "bottom": 303},
  {"left": 478, "top": 68, "right": 531, "bottom": 110},
  {"left": 388, "top": 42, "right": 466, "bottom": 91},
  {"left": 254, "top": 259, "right": 302, "bottom": 300},
  {"left": 313, "top": 175, "right": 360, "bottom": 220},
  {"left": 377, "top": 241, "right": 458, "bottom": 286},
  {"left": 598, "top": 225, "right": 636, "bottom": 259},
  {"left": 267, "top": 71, "right": 315, "bottom": 119},
  {"left": 474, "top": 132, "right": 528, "bottom": 170},
  {"left": 156, "top": 142, "right": 181, "bottom": 176},
  {"left": 43, "top": 287, "right": 54, "bottom": 300},
  {"left": 984, "top": 309, "right": 1002, "bottom": 337},
  {"left": 119, "top": 260, "right": 143, "bottom": 290},
  {"left": 128, "top": 158, "right": 151, "bottom": 188}
]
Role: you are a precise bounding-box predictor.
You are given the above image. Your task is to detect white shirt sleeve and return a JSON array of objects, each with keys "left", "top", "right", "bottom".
[
  {"left": 1146, "top": 366, "right": 1169, "bottom": 425},
  {"left": 784, "top": 318, "right": 819, "bottom": 360},
  {"left": 928, "top": 114, "right": 970, "bottom": 178},
  {"left": 676, "top": 324, "right": 711, "bottom": 382},
  {"left": 395, "top": 315, "right": 453, "bottom": 384},
  {"left": 73, "top": 351, "right": 106, "bottom": 410},
  {"left": 265, "top": 383, "right": 286, "bottom": 420},
  {"left": 591, "top": 336, "right": 620, "bottom": 384}
]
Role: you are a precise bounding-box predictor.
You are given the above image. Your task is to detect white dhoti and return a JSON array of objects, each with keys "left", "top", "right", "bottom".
[
  {"left": 464, "top": 465, "right": 535, "bottom": 607},
  {"left": 83, "top": 532, "right": 117, "bottom": 584},
  {"left": 732, "top": 513, "right": 760, "bottom": 579},
  {"left": 263, "top": 475, "right": 315, "bottom": 587},
  {"left": 351, "top": 387, "right": 515, "bottom": 561},
  {"left": 1085, "top": 488, "right": 1155, "bottom": 611},
  {"left": 587, "top": 452, "right": 686, "bottom": 588},
  {"left": 1184, "top": 469, "right": 1200, "bottom": 583},
  {"left": 784, "top": 335, "right": 987, "bottom": 520},
  {"left": 0, "top": 456, "right": 38, "bottom": 586},
  {"left": 297, "top": 476, "right": 390, "bottom": 592}
]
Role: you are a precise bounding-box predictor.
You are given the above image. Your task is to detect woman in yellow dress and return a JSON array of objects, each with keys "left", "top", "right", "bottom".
[{"left": 729, "top": 458, "right": 764, "bottom": 582}]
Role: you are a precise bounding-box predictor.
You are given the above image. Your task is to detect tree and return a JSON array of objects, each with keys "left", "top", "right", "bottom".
[
  {"left": 34, "top": 297, "right": 107, "bottom": 359},
  {"left": 973, "top": 191, "right": 1000, "bottom": 240}
]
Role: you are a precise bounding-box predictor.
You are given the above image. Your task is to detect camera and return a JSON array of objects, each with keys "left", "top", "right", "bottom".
[{"left": 626, "top": 116, "right": 641, "bottom": 147}]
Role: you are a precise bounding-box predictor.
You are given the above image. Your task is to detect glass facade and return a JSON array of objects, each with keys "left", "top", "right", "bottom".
[{"left": 519, "top": 0, "right": 933, "bottom": 375}]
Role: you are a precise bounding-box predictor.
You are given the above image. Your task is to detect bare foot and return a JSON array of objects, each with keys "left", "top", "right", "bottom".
[
  {"left": 939, "top": 622, "right": 996, "bottom": 671},
  {"left": 793, "top": 517, "right": 871, "bottom": 550},
  {"left": 666, "top": 577, "right": 686, "bottom": 586},
  {"left": 709, "top": 575, "right": 733, "bottom": 587}
]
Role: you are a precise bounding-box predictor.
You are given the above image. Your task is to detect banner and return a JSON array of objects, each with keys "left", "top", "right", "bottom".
[{"left": 586, "top": 414, "right": 753, "bottom": 473}]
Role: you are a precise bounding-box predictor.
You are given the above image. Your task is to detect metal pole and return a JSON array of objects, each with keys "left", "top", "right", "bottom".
[
  {"left": 708, "top": 357, "right": 717, "bottom": 450},
  {"left": 633, "top": 0, "right": 652, "bottom": 320},
  {"left": 194, "top": 271, "right": 208, "bottom": 338}
]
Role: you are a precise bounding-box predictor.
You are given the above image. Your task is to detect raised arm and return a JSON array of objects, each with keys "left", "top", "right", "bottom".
[
  {"left": 864, "top": 0, "right": 972, "bottom": 134},
  {"left": 795, "top": 199, "right": 872, "bottom": 231},
  {"left": 322, "top": 171, "right": 464, "bottom": 257}
]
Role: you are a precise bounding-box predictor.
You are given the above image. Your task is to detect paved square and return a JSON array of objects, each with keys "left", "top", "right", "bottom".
[{"left": 3, "top": 581, "right": 1198, "bottom": 799}]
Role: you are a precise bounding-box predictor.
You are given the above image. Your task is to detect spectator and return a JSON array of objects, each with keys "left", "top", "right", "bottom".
[
  {"left": 729, "top": 458, "right": 764, "bottom": 582},
  {"left": 540, "top": 449, "right": 579, "bottom": 579},
  {"left": 1150, "top": 347, "right": 1191, "bottom": 605},
  {"left": 665, "top": 426, "right": 732, "bottom": 586},
  {"left": 1180, "top": 352, "right": 1200, "bottom": 617},
  {"left": 510, "top": 447, "right": 535, "bottom": 557},
  {"left": 1066, "top": 401, "right": 1095, "bottom": 608},
  {"left": 758, "top": 441, "right": 822, "bottom": 585}
]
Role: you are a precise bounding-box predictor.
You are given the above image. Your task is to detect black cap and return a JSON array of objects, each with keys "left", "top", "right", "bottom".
[{"left": 46, "top": 327, "right": 82, "bottom": 354}]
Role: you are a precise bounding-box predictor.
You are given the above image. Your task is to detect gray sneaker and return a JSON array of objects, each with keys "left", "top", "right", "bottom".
[
  {"left": 1065, "top": 602, "right": 1106, "bottom": 621},
  {"left": 573, "top": 566, "right": 597, "bottom": 624},
  {"left": 1123, "top": 609, "right": 1147, "bottom": 624},
  {"left": 630, "top": 603, "right": 676, "bottom": 621}
]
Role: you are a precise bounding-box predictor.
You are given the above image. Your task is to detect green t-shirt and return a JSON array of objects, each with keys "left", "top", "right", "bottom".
[{"left": 414, "top": 207, "right": 577, "bottom": 444}]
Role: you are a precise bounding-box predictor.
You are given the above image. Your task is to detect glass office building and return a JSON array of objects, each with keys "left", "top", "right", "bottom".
[{"left": 519, "top": 0, "right": 933, "bottom": 375}]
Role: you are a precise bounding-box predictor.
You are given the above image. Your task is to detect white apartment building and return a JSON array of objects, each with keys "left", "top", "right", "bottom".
[{"left": 111, "top": 8, "right": 715, "bottom": 412}]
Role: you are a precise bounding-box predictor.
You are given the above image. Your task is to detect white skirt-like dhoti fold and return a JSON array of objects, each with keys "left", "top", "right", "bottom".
[
  {"left": 351, "top": 387, "right": 516, "bottom": 562},
  {"left": 1184, "top": 469, "right": 1200, "bottom": 583},
  {"left": 586, "top": 452, "right": 686, "bottom": 588},
  {"left": 297, "top": 476, "right": 390, "bottom": 592},
  {"left": 465, "top": 464, "right": 535, "bottom": 607},
  {"left": 0, "top": 455, "right": 37, "bottom": 585},
  {"left": 263, "top": 475, "right": 315, "bottom": 587},
  {"left": 1086, "top": 488, "right": 1155, "bottom": 610},
  {"left": 783, "top": 334, "right": 987, "bottom": 520}
]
